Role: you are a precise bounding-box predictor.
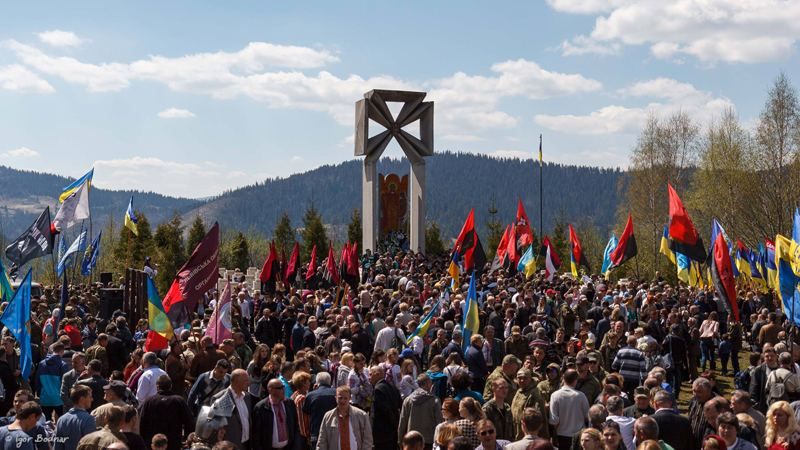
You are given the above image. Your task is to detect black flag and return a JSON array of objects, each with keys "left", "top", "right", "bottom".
[{"left": 5, "top": 207, "right": 55, "bottom": 269}]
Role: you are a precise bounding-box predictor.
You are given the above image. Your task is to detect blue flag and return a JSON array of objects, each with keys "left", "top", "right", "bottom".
[
  {"left": 601, "top": 235, "right": 618, "bottom": 276},
  {"left": 793, "top": 208, "right": 800, "bottom": 243},
  {"left": 517, "top": 245, "right": 534, "bottom": 273},
  {"left": 80, "top": 232, "right": 102, "bottom": 276},
  {"left": 57, "top": 231, "right": 87, "bottom": 277},
  {"left": 0, "top": 268, "right": 32, "bottom": 380},
  {"left": 461, "top": 273, "right": 479, "bottom": 356}
]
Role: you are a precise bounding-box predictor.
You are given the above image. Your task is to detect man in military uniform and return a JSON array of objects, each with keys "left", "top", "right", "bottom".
[
  {"left": 536, "top": 363, "right": 561, "bottom": 407},
  {"left": 86, "top": 334, "right": 109, "bottom": 376},
  {"left": 575, "top": 355, "right": 602, "bottom": 404},
  {"left": 511, "top": 368, "right": 549, "bottom": 441},
  {"left": 483, "top": 355, "right": 520, "bottom": 403}
]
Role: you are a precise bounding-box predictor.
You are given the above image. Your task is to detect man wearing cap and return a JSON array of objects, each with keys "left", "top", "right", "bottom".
[
  {"left": 505, "top": 326, "right": 528, "bottom": 362},
  {"left": 483, "top": 355, "right": 520, "bottom": 403},
  {"left": 512, "top": 369, "right": 549, "bottom": 441},
  {"left": 624, "top": 387, "right": 655, "bottom": 419},
  {"left": 536, "top": 363, "right": 561, "bottom": 406},
  {"left": 574, "top": 355, "right": 602, "bottom": 405},
  {"left": 92, "top": 381, "right": 128, "bottom": 427}
]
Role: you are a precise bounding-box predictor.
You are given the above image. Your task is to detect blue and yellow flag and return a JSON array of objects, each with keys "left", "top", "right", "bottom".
[
  {"left": 0, "top": 258, "right": 13, "bottom": 303},
  {"left": 448, "top": 250, "right": 460, "bottom": 288},
  {"left": 766, "top": 240, "right": 778, "bottom": 288},
  {"left": 147, "top": 277, "right": 174, "bottom": 340},
  {"left": 407, "top": 297, "right": 442, "bottom": 346},
  {"left": 774, "top": 235, "right": 800, "bottom": 326},
  {"left": 660, "top": 226, "right": 677, "bottom": 266},
  {"left": 124, "top": 196, "right": 139, "bottom": 236},
  {"left": 461, "top": 272, "right": 480, "bottom": 356},
  {"left": 517, "top": 245, "right": 536, "bottom": 279},
  {"left": 748, "top": 250, "right": 766, "bottom": 291},
  {"left": 59, "top": 168, "right": 93, "bottom": 203},
  {"left": 601, "top": 235, "right": 618, "bottom": 277},
  {"left": 0, "top": 268, "right": 32, "bottom": 380},
  {"left": 735, "top": 241, "right": 752, "bottom": 282}
]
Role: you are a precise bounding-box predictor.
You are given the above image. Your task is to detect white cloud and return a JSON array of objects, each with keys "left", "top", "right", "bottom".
[
  {"left": 93, "top": 156, "right": 264, "bottom": 198},
  {"left": 0, "top": 147, "right": 40, "bottom": 158},
  {"left": 535, "top": 77, "right": 734, "bottom": 135},
  {"left": 551, "top": 0, "right": 800, "bottom": 64},
  {"left": 442, "top": 134, "right": 485, "bottom": 142},
  {"left": 0, "top": 64, "right": 54, "bottom": 93},
  {"left": 157, "top": 108, "right": 196, "bottom": 119},
  {"left": 37, "top": 30, "right": 84, "bottom": 48}
]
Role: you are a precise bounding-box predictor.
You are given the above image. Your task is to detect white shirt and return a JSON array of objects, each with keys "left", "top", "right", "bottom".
[
  {"left": 269, "top": 401, "right": 287, "bottom": 447},
  {"left": 373, "top": 326, "right": 405, "bottom": 352},
  {"left": 608, "top": 414, "right": 636, "bottom": 450},
  {"left": 136, "top": 366, "right": 167, "bottom": 403},
  {"left": 339, "top": 411, "right": 359, "bottom": 450},
  {"left": 231, "top": 390, "right": 250, "bottom": 443}
]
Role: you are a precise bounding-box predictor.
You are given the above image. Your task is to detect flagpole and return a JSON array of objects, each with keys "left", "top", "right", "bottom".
[
  {"left": 539, "top": 134, "right": 543, "bottom": 239},
  {"left": 71, "top": 220, "right": 85, "bottom": 281}
]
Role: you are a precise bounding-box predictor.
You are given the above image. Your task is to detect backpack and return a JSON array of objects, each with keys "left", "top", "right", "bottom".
[
  {"left": 389, "top": 328, "right": 404, "bottom": 352},
  {"left": 734, "top": 369, "right": 751, "bottom": 391},
  {"left": 767, "top": 369, "right": 792, "bottom": 403}
]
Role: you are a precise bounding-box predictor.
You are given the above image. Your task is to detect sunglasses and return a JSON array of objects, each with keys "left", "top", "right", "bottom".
[{"left": 480, "top": 429, "right": 496, "bottom": 436}]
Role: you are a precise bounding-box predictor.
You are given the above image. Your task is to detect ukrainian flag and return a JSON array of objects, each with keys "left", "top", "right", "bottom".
[
  {"left": 59, "top": 168, "right": 93, "bottom": 203},
  {"left": 774, "top": 235, "right": 800, "bottom": 326},
  {"left": 660, "top": 226, "right": 677, "bottom": 266},
  {"left": 461, "top": 273, "right": 480, "bottom": 356},
  {"left": 124, "top": 196, "right": 139, "bottom": 236},
  {"left": 601, "top": 235, "right": 617, "bottom": 277},
  {"left": 518, "top": 245, "right": 536, "bottom": 279},
  {"left": 677, "top": 252, "right": 691, "bottom": 285},
  {"left": 406, "top": 297, "right": 442, "bottom": 346},
  {"left": 448, "top": 250, "right": 460, "bottom": 288},
  {"left": 147, "top": 277, "right": 174, "bottom": 340},
  {"left": 766, "top": 240, "right": 778, "bottom": 288},
  {"left": 735, "top": 243, "right": 752, "bottom": 282},
  {"left": 748, "top": 250, "right": 766, "bottom": 291}
]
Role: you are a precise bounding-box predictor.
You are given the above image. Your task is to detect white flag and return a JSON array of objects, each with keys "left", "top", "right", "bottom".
[{"left": 54, "top": 181, "right": 90, "bottom": 231}]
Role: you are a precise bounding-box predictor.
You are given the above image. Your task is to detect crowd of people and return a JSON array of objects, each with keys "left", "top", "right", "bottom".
[{"left": 0, "top": 248, "right": 798, "bottom": 450}]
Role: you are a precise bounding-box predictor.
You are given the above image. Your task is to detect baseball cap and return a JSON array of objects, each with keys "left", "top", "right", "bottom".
[
  {"left": 103, "top": 380, "right": 127, "bottom": 397},
  {"left": 634, "top": 386, "right": 650, "bottom": 398},
  {"left": 502, "top": 355, "right": 521, "bottom": 366}
]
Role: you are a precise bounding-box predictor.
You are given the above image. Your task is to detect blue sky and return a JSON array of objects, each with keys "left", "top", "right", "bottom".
[{"left": 0, "top": 1, "right": 797, "bottom": 198}]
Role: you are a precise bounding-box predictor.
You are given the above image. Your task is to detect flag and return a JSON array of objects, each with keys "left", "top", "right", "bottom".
[
  {"left": 490, "top": 225, "right": 511, "bottom": 273},
  {"left": 538, "top": 137, "right": 543, "bottom": 167},
  {"left": 677, "top": 253, "right": 694, "bottom": 285},
  {"left": 711, "top": 231, "right": 740, "bottom": 322},
  {"left": 5, "top": 207, "right": 54, "bottom": 269},
  {"left": 53, "top": 181, "right": 90, "bottom": 232},
  {"left": 407, "top": 297, "right": 442, "bottom": 346},
  {"left": 57, "top": 272, "right": 68, "bottom": 326},
  {"left": 344, "top": 242, "right": 359, "bottom": 289},
  {"left": 59, "top": 168, "right": 93, "bottom": 203},
  {"left": 543, "top": 239, "right": 557, "bottom": 281},
  {"left": 793, "top": 208, "right": 800, "bottom": 243},
  {"left": 505, "top": 224, "right": 518, "bottom": 270},
  {"left": 162, "top": 222, "right": 220, "bottom": 328},
  {"left": 58, "top": 234, "right": 67, "bottom": 262},
  {"left": 775, "top": 235, "right": 800, "bottom": 326},
  {"left": 324, "top": 243, "right": 340, "bottom": 285},
  {"left": 461, "top": 273, "right": 480, "bottom": 355},
  {"left": 284, "top": 242, "right": 300, "bottom": 287},
  {"left": 735, "top": 241, "right": 752, "bottom": 282},
  {"left": 124, "top": 196, "right": 138, "bottom": 236},
  {"left": 610, "top": 214, "right": 637, "bottom": 268},
  {"left": 57, "top": 231, "right": 87, "bottom": 277},
  {"left": 660, "top": 226, "right": 677, "bottom": 266},
  {"left": 766, "top": 239, "right": 778, "bottom": 288},
  {"left": 515, "top": 199, "right": 533, "bottom": 249},
  {"left": 601, "top": 235, "right": 618, "bottom": 277},
  {"left": 205, "top": 281, "right": 232, "bottom": 344},
  {"left": 517, "top": 245, "right": 534, "bottom": 274},
  {"left": 568, "top": 224, "right": 590, "bottom": 277},
  {"left": 748, "top": 249, "right": 766, "bottom": 291},
  {"left": 539, "top": 236, "right": 561, "bottom": 269},
  {"left": 80, "top": 232, "right": 101, "bottom": 277},
  {"left": 448, "top": 250, "right": 460, "bottom": 287},
  {"left": 259, "top": 241, "right": 280, "bottom": 293},
  {"left": 146, "top": 277, "right": 174, "bottom": 342},
  {"left": 0, "top": 258, "right": 13, "bottom": 303},
  {"left": 667, "top": 184, "right": 705, "bottom": 261},
  {"left": 453, "top": 209, "right": 487, "bottom": 273},
  {"left": 0, "top": 268, "right": 32, "bottom": 380},
  {"left": 339, "top": 243, "right": 350, "bottom": 283},
  {"left": 305, "top": 244, "right": 318, "bottom": 285}
]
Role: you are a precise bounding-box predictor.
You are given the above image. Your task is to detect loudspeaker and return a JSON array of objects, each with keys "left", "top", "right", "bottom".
[
  {"left": 99, "top": 288, "right": 123, "bottom": 320},
  {"left": 100, "top": 272, "right": 113, "bottom": 285}
]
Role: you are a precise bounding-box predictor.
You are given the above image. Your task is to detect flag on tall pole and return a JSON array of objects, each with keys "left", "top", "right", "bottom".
[
  {"left": 711, "top": 230, "right": 740, "bottom": 322},
  {"left": 305, "top": 244, "right": 318, "bottom": 286},
  {"left": 53, "top": 181, "right": 90, "bottom": 232},
  {"left": 124, "top": 196, "right": 138, "bottom": 236},
  {"left": 205, "top": 281, "right": 232, "bottom": 344},
  {"left": 765, "top": 239, "right": 778, "bottom": 288},
  {"left": 59, "top": 168, "right": 93, "bottom": 203},
  {"left": 144, "top": 277, "right": 173, "bottom": 352},
  {"left": 515, "top": 199, "right": 533, "bottom": 250},
  {"left": 568, "top": 224, "right": 590, "bottom": 277},
  {"left": 542, "top": 238, "right": 558, "bottom": 281},
  {"left": 601, "top": 235, "right": 618, "bottom": 277},
  {"left": 324, "top": 243, "right": 340, "bottom": 285},
  {"left": 609, "top": 214, "right": 637, "bottom": 268},
  {"left": 57, "top": 231, "right": 87, "bottom": 277},
  {"left": 5, "top": 207, "right": 54, "bottom": 270},
  {"left": 0, "top": 268, "right": 32, "bottom": 380},
  {"left": 667, "top": 184, "right": 705, "bottom": 261},
  {"left": 259, "top": 241, "right": 280, "bottom": 293},
  {"left": 505, "top": 224, "right": 518, "bottom": 270},
  {"left": 538, "top": 135, "right": 543, "bottom": 246},
  {"left": 452, "top": 209, "right": 487, "bottom": 274},
  {"left": 660, "top": 226, "right": 677, "bottom": 266},
  {"left": 80, "top": 232, "right": 102, "bottom": 277},
  {"left": 406, "top": 297, "right": 442, "bottom": 346},
  {"left": 490, "top": 225, "right": 511, "bottom": 273},
  {"left": 284, "top": 242, "right": 300, "bottom": 287}
]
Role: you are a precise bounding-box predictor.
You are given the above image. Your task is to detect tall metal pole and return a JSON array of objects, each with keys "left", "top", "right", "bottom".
[{"left": 539, "top": 134, "right": 543, "bottom": 238}]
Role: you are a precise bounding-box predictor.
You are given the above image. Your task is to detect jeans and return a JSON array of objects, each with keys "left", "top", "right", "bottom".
[{"left": 700, "top": 338, "right": 716, "bottom": 371}]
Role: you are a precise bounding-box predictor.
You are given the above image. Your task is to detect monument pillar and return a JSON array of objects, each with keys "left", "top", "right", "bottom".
[{"left": 354, "top": 90, "right": 433, "bottom": 253}]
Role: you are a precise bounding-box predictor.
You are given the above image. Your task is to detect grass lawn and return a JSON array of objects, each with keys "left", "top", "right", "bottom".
[{"left": 677, "top": 351, "right": 752, "bottom": 412}]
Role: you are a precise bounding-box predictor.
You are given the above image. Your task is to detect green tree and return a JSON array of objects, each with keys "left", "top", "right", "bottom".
[
  {"left": 551, "top": 220, "right": 569, "bottom": 268},
  {"left": 425, "top": 222, "right": 446, "bottom": 257},
  {"left": 186, "top": 216, "right": 206, "bottom": 257},
  {"left": 113, "top": 212, "right": 155, "bottom": 275},
  {"left": 302, "top": 204, "right": 328, "bottom": 261},
  {"left": 230, "top": 232, "right": 250, "bottom": 271},
  {"left": 274, "top": 212, "right": 295, "bottom": 256},
  {"left": 485, "top": 197, "right": 504, "bottom": 260},
  {"left": 347, "top": 209, "right": 362, "bottom": 249},
  {"left": 153, "top": 214, "right": 185, "bottom": 293}
]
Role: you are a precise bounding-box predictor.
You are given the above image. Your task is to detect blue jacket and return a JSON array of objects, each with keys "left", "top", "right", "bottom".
[
  {"left": 54, "top": 407, "right": 95, "bottom": 450},
  {"left": 36, "top": 354, "right": 68, "bottom": 407},
  {"left": 464, "top": 344, "right": 488, "bottom": 380}
]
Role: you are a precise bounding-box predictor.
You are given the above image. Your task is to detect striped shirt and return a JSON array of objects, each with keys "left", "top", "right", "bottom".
[
  {"left": 611, "top": 346, "right": 647, "bottom": 383},
  {"left": 292, "top": 392, "right": 310, "bottom": 439}
]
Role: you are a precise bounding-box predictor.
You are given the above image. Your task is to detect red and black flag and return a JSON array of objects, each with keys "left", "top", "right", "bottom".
[
  {"left": 711, "top": 231, "right": 740, "bottom": 322},
  {"left": 490, "top": 225, "right": 511, "bottom": 273},
  {"left": 668, "top": 183, "right": 706, "bottom": 262},
  {"left": 505, "top": 223, "right": 518, "bottom": 271},
  {"left": 610, "top": 214, "right": 637, "bottom": 268},
  {"left": 284, "top": 242, "right": 300, "bottom": 287},
  {"left": 569, "top": 224, "right": 590, "bottom": 276},
  {"left": 305, "top": 244, "right": 318, "bottom": 286},
  {"left": 453, "top": 209, "right": 487, "bottom": 273},
  {"left": 339, "top": 242, "right": 350, "bottom": 282},
  {"left": 324, "top": 242, "right": 340, "bottom": 286},
  {"left": 539, "top": 235, "right": 561, "bottom": 269},
  {"left": 344, "top": 242, "right": 360, "bottom": 289},
  {"left": 259, "top": 241, "right": 281, "bottom": 293},
  {"left": 516, "top": 199, "right": 534, "bottom": 250}
]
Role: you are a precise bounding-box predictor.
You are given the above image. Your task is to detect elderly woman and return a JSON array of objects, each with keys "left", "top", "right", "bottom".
[{"left": 766, "top": 401, "right": 800, "bottom": 450}]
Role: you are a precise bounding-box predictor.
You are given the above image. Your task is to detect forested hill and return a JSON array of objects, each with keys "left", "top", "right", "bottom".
[
  {"left": 183, "top": 152, "right": 627, "bottom": 239},
  {"left": 0, "top": 153, "right": 626, "bottom": 242},
  {"left": 0, "top": 165, "right": 200, "bottom": 241}
]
